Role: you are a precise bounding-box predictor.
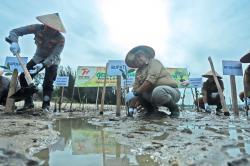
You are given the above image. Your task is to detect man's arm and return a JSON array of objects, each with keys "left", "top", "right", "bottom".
[{"left": 8, "top": 24, "right": 42, "bottom": 43}]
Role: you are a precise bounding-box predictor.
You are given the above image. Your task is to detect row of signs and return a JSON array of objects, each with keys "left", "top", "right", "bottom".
[{"left": 1, "top": 57, "right": 245, "bottom": 88}]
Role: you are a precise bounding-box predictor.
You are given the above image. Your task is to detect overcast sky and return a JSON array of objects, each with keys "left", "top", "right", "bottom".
[{"left": 1, "top": 0, "right": 250, "bottom": 103}]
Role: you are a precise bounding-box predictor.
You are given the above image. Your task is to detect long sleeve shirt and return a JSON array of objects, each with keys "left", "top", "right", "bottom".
[
  {"left": 133, "top": 58, "right": 178, "bottom": 90},
  {"left": 8, "top": 24, "right": 65, "bottom": 67}
]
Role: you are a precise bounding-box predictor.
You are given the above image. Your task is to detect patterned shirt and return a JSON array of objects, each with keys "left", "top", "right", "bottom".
[
  {"left": 133, "top": 58, "right": 178, "bottom": 90},
  {"left": 202, "top": 78, "right": 224, "bottom": 96},
  {"left": 8, "top": 24, "right": 65, "bottom": 67}
]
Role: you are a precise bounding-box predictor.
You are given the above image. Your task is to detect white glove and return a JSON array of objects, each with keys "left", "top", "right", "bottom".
[
  {"left": 247, "top": 98, "right": 250, "bottom": 106},
  {"left": 204, "top": 103, "right": 211, "bottom": 112},
  {"left": 10, "top": 42, "right": 20, "bottom": 55},
  {"left": 125, "top": 91, "right": 135, "bottom": 104},
  {"left": 29, "top": 63, "right": 43, "bottom": 74},
  {"left": 211, "top": 92, "right": 219, "bottom": 98}
]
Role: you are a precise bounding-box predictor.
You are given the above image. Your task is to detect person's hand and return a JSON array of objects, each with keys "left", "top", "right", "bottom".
[
  {"left": 204, "top": 103, "right": 211, "bottom": 113},
  {"left": 128, "top": 97, "right": 140, "bottom": 108},
  {"left": 29, "top": 63, "right": 43, "bottom": 74},
  {"left": 10, "top": 42, "right": 20, "bottom": 55},
  {"left": 211, "top": 92, "right": 219, "bottom": 98},
  {"left": 133, "top": 90, "right": 141, "bottom": 96},
  {"left": 247, "top": 98, "right": 250, "bottom": 106}
]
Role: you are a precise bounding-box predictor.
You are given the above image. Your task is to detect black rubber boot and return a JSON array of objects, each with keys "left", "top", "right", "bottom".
[
  {"left": 16, "top": 97, "right": 34, "bottom": 113},
  {"left": 167, "top": 101, "right": 180, "bottom": 118}
]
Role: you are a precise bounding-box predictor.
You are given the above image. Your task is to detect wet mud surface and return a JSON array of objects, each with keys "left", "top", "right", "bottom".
[{"left": 1, "top": 105, "right": 250, "bottom": 166}]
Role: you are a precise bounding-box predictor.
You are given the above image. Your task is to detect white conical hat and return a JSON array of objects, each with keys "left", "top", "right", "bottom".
[
  {"left": 202, "top": 70, "right": 222, "bottom": 79},
  {"left": 36, "top": 13, "right": 66, "bottom": 33}
]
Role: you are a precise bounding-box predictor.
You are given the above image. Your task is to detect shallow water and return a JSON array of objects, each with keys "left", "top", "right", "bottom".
[{"left": 35, "top": 118, "right": 159, "bottom": 166}]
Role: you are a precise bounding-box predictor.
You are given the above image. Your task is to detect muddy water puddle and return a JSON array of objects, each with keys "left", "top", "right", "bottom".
[
  {"left": 35, "top": 118, "right": 159, "bottom": 166},
  {"left": 222, "top": 122, "right": 250, "bottom": 158}
]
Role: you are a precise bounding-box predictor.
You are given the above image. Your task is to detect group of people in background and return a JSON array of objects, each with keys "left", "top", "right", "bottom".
[{"left": 1, "top": 12, "right": 250, "bottom": 117}]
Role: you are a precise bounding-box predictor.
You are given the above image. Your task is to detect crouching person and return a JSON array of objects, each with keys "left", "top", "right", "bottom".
[
  {"left": 239, "top": 53, "right": 250, "bottom": 107},
  {"left": 0, "top": 71, "right": 10, "bottom": 106},
  {"left": 125, "top": 45, "right": 181, "bottom": 118},
  {"left": 195, "top": 70, "right": 224, "bottom": 115}
]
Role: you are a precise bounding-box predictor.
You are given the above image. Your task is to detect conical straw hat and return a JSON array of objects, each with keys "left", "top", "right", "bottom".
[
  {"left": 36, "top": 13, "right": 66, "bottom": 33},
  {"left": 125, "top": 45, "right": 155, "bottom": 68},
  {"left": 202, "top": 70, "right": 222, "bottom": 79},
  {"left": 240, "top": 51, "right": 250, "bottom": 63}
]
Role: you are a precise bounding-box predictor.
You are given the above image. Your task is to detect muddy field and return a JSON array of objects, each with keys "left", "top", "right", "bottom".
[{"left": 0, "top": 104, "right": 250, "bottom": 166}]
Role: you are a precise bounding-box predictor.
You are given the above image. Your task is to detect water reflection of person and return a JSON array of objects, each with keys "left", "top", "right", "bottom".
[{"left": 136, "top": 154, "right": 159, "bottom": 166}]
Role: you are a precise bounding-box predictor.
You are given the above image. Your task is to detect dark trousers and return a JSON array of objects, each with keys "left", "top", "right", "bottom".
[
  {"left": 19, "top": 60, "right": 58, "bottom": 106},
  {"left": 194, "top": 95, "right": 222, "bottom": 110}
]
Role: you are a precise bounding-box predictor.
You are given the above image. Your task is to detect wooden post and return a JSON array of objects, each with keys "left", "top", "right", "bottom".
[
  {"left": 70, "top": 71, "right": 76, "bottom": 111},
  {"left": 58, "top": 87, "right": 64, "bottom": 112},
  {"left": 116, "top": 75, "right": 121, "bottom": 116},
  {"left": 208, "top": 57, "right": 229, "bottom": 115},
  {"left": 4, "top": 69, "right": 18, "bottom": 113},
  {"left": 243, "top": 71, "right": 249, "bottom": 116},
  {"left": 100, "top": 63, "right": 108, "bottom": 115},
  {"left": 230, "top": 75, "right": 238, "bottom": 115},
  {"left": 77, "top": 87, "right": 83, "bottom": 110},
  {"left": 96, "top": 86, "right": 100, "bottom": 111},
  {"left": 181, "top": 87, "right": 187, "bottom": 110}
]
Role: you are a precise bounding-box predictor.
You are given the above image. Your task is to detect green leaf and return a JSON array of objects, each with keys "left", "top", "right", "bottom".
[
  {"left": 5, "top": 72, "right": 13, "bottom": 76},
  {"left": 0, "top": 66, "right": 8, "bottom": 69}
]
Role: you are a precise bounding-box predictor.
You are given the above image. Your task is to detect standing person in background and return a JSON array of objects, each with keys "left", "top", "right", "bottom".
[
  {"left": 125, "top": 45, "right": 181, "bottom": 118},
  {"left": 7, "top": 13, "right": 65, "bottom": 112},
  {"left": 195, "top": 70, "right": 224, "bottom": 115}
]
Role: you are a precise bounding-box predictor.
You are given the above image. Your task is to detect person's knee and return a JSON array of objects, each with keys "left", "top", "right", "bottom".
[{"left": 151, "top": 87, "right": 172, "bottom": 106}]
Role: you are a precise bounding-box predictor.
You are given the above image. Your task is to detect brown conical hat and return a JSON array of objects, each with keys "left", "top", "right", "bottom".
[
  {"left": 125, "top": 45, "right": 155, "bottom": 68},
  {"left": 36, "top": 13, "right": 66, "bottom": 33},
  {"left": 202, "top": 70, "right": 222, "bottom": 79},
  {"left": 240, "top": 51, "right": 250, "bottom": 63}
]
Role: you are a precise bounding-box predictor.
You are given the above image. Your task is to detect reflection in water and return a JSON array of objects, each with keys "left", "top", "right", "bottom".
[{"left": 35, "top": 118, "right": 159, "bottom": 166}]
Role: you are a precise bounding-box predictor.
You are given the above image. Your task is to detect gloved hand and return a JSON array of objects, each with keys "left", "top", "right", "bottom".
[
  {"left": 125, "top": 91, "right": 135, "bottom": 104},
  {"left": 204, "top": 103, "right": 211, "bottom": 113},
  {"left": 29, "top": 63, "right": 43, "bottom": 74},
  {"left": 247, "top": 97, "right": 250, "bottom": 105},
  {"left": 211, "top": 92, "right": 219, "bottom": 98},
  {"left": 10, "top": 42, "right": 20, "bottom": 55},
  {"left": 133, "top": 90, "right": 141, "bottom": 96}
]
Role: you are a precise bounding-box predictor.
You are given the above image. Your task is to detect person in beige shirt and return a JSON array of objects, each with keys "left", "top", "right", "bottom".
[{"left": 125, "top": 45, "right": 180, "bottom": 117}]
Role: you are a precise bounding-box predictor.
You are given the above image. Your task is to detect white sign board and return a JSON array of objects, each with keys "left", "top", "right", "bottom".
[
  {"left": 107, "top": 60, "right": 128, "bottom": 76},
  {"left": 222, "top": 60, "right": 243, "bottom": 76},
  {"left": 55, "top": 76, "right": 69, "bottom": 87},
  {"left": 189, "top": 78, "right": 203, "bottom": 88},
  {"left": 4, "top": 56, "right": 28, "bottom": 73}
]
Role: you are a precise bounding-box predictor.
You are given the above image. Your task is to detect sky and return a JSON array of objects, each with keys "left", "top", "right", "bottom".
[{"left": 1, "top": 0, "right": 250, "bottom": 104}]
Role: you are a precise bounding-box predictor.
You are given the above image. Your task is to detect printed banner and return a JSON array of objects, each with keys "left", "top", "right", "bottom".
[
  {"left": 75, "top": 66, "right": 117, "bottom": 87},
  {"left": 55, "top": 76, "right": 69, "bottom": 87},
  {"left": 222, "top": 60, "right": 243, "bottom": 76},
  {"left": 189, "top": 78, "right": 203, "bottom": 88},
  {"left": 4, "top": 56, "right": 28, "bottom": 73},
  {"left": 107, "top": 60, "right": 127, "bottom": 76},
  {"left": 166, "top": 68, "right": 190, "bottom": 88}
]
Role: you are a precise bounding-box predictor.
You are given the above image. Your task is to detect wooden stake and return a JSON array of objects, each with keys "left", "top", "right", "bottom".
[
  {"left": 243, "top": 71, "right": 249, "bottom": 116},
  {"left": 70, "top": 71, "right": 76, "bottom": 111},
  {"left": 4, "top": 69, "right": 18, "bottom": 113},
  {"left": 58, "top": 87, "right": 64, "bottom": 112},
  {"left": 230, "top": 75, "right": 239, "bottom": 115},
  {"left": 116, "top": 75, "right": 121, "bottom": 116},
  {"left": 208, "top": 57, "right": 229, "bottom": 114},
  {"left": 100, "top": 63, "right": 108, "bottom": 115}
]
